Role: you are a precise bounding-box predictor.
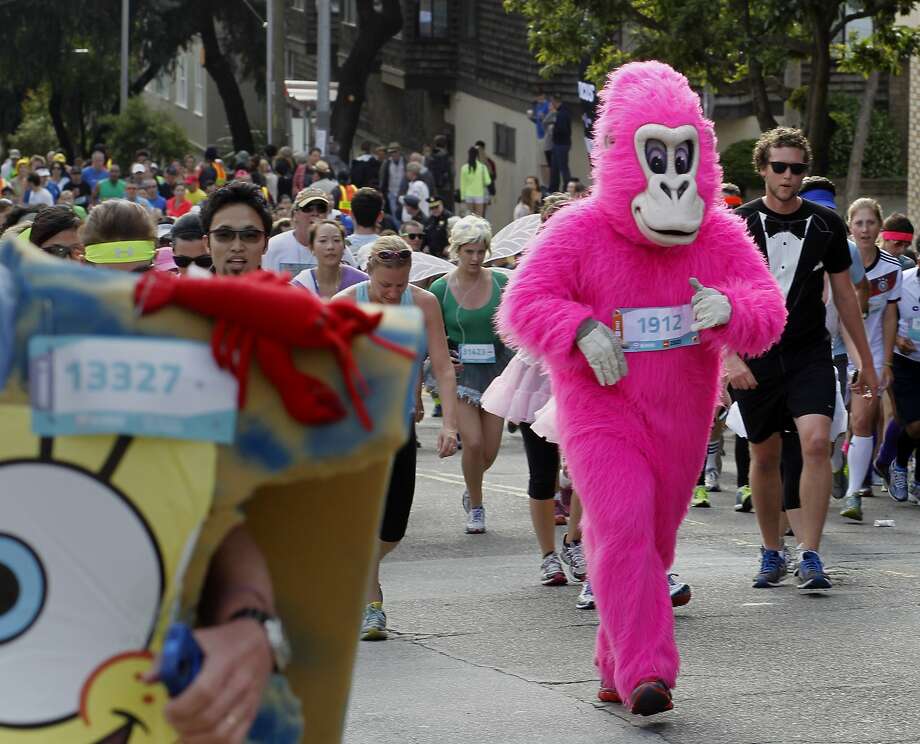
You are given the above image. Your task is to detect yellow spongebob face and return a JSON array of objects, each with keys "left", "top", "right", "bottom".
[{"left": 0, "top": 405, "right": 216, "bottom": 743}]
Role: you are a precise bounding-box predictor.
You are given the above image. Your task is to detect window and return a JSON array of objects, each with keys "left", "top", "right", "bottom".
[
  {"left": 154, "top": 72, "right": 170, "bottom": 99},
  {"left": 285, "top": 50, "right": 297, "bottom": 79},
  {"left": 494, "top": 124, "right": 515, "bottom": 162},
  {"left": 193, "top": 55, "right": 204, "bottom": 116},
  {"left": 343, "top": 0, "right": 356, "bottom": 25},
  {"left": 175, "top": 54, "right": 188, "bottom": 108},
  {"left": 418, "top": 0, "right": 448, "bottom": 38},
  {"left": 292, "top": 0, "right": 305, "bottom": 9}
]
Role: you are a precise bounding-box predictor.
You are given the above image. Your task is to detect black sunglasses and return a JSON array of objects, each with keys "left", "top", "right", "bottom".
[
  {"left": 376, "top": 249, "right": 412, "bottom": 262},
  {"left": 769, "top": 161, "right": 808, "bottom": 176},
  {"left": 402, "top": 233, "right": 423, "bottom": 240},
  {"left": 174, "top": 254, "right": 214, "bottom": 268}
]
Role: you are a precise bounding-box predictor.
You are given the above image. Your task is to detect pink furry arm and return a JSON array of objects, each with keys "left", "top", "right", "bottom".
[
  {"left": 497, "top": 242, "right": 595, "bottom": 369},
  {"left": 706, "top": 277, "right": 787, "bottom": 357}
]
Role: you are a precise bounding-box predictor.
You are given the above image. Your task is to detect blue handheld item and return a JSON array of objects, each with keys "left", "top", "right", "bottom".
[{"left": 159, "top": 622, "right": 205, "bottom": 697}]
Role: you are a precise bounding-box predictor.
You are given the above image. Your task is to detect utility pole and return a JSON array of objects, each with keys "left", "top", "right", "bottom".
[
  {"left": 316, "top": 0, "right": 331, "bottom": 154},
  {"left": 266, "top": 0, "right": 274, "bottom": 145},
  {"left": 120, "top": 0, "right": 129, "bottom": 113}
]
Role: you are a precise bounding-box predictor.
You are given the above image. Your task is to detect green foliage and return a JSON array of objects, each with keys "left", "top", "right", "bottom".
[
  {"left": 9, "top": 89, "right": 58, "bottom": 157},
  {"left": 100, "top": 98, "right": 192, "bottom": 168},
  {"left": 826, "top": 94, "right": 903, "bottom": 179},
  {"left": 719, "top": 139, "right": 761, "bottom": 195}
]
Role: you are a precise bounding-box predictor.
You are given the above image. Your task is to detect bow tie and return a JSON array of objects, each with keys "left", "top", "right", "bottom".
[{"left": 763, "top": 215, "right": 809, "bottom": 240}]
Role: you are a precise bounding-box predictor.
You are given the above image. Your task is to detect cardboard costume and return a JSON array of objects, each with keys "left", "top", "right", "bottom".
[
  {"left": 499, "top": 61, "right": 786, "bottom": 712},
  {"left": 0, "top": 237, "right": 423, "bottom": 743}
]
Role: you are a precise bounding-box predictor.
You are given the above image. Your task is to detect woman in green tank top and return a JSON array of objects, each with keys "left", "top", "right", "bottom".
[{"left": 429, "top": 216, "right": 512, "bottom": 535}]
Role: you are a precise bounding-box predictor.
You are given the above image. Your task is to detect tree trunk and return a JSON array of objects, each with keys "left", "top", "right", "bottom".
[
  {"left": 804, "top": 2, "right": 837, "bottom": 174},
  {"left": 330, "top": 0, "right": 403, "bottom": 158},
  {"left": 130, "top": 64, "right": 162, "bottom": 97},
  {"left": 749, "top": 59, "right": 778, "bottom": 132},
  {"left": 844, "top": 71, "right": 879, "bottom": 208},
  {"left": 48, "top": 85, "right": 75, "bottom": 163},
  {"left": 197, "top": 8, "right": 255, "bottom": 153}
]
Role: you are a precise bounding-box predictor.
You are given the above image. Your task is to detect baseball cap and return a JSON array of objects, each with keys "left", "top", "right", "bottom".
[
  {"left": 427, "top": 196, "right": 443, "bottom": 207},
  {"left": 52, "top": 153, "right": 67, "bottom": 164},
  {"left": 35, "top": 168, "right": 50, "bottom": 177},
  {"left": 9, "top": 148, "right": 21, "bottom": 159},
  {"left": 131, "top": 163, "right": 146, "bottom": 175},
  {"left": 294, "top": 187, "right": 331, "bottom": 210},
  {"left": 154, "top": 247, "right": 179, "bottom": 272},
  {"left": 314, "top": 160, "right": 330, "bottom": 175},
  {"left": 171, "top": 213, "right": 204, "bottom": 240},
  {"left": 799, "top": 176, "right": 837, "bottom": 210},
  {"left": 403, "top": 194, "right": 420, "bottom": 208},
  {"left": 386, "top": 141, "right": 401, "bottom": 152}
]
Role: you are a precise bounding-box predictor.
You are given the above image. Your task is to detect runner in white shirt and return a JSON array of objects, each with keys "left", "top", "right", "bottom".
[
  {"left": 840, "top": 198, "right": 901, "bottom": 521},
  {"left": 262, "top": 187, "right": 356, "bottom": 275},
  {"left": 888, "top": 267, "right": 920, "bottom": 503}
]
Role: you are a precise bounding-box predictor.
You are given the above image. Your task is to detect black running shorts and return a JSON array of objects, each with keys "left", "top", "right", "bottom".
[
  {"left": 379, "top": 424, "right": 417, "bottom": 543},
  {"left": 892, "top": 354, "right": 920, "bottom": 426},
  {"left": 733, "top": 347, "right": 836, "bottom": 445}
]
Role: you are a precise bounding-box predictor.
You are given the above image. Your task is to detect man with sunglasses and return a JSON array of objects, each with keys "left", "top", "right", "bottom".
[
  {"left": 731, "top": 127, "right": 877, "bottom": 593},
  {"left": 400, "top": 220, "right": 425, "bottom": 252},
  {"left": 263, "top": 186, "right": 358, "bottom": 275},
  {"left": 423, "top": 196, "right": 453, "bottom": 259},
  {"left": 171, "top": 213, "right": 213, "bottom": 274}
]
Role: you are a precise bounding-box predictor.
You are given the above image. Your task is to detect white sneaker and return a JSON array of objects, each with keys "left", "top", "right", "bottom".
[
  {"left": 704, "top": 468, "right": 721, "bottom": 492},
  {"left": 576, "top": 580, "right": 595, "bottom": 610},
  {"left": 540, "top": 552, "right": 567, "bottom": 585},
  {"left": 560, "top": 535, "right": 587, "bottom": 581},
  {"left": 465, "top": 506, "right": 486, "bottom": 534}
]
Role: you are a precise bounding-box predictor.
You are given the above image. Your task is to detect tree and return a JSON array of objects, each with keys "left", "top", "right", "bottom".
[
  {"left": 331, "top": 0, "right": 404, "bottom": 158},
  {"left": 504, "top": 0, "right": 920, "bottom": 172},
  {"left": 100, "top": 97, "right": 192, "bottom": 168}
]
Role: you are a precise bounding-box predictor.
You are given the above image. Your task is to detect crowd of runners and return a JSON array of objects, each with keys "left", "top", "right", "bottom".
[{"left": 3, "top": 125, "right": 920, "bottom": 646}]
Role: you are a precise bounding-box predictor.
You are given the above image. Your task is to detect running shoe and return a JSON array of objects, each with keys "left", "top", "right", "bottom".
[
  {"left": 554, "top": 497, "right": 568, "bottom": 525},
  {"left": 871, "top": 470, "right": 884, "bottom": 488},
  {"left": 704, "top": 468, "right": 721, "bottom": 492},
  {"left": 909, "top": 480, "right": 920, "bottom": 506},
  {"left": 466, "top": 506, "right": 486, "bottom": 534},
  {"left": 797, "top": 550, "right": 832, "bottom": 592},
  {"left": 831, "top": 469, "right": 847, "bottom": 500},
  {"left": 462, "top": 489, "right": 470, "bottom": 513},
  {"left": 576, "top": 580, "right": 595, "bottom": 610},
  {"left": 540, "top": 552, "right": 567, "bottom": 585},
  {"left": 560, "top": 535, "right": 587, "bottom": 581},
  {"left": 858, "top": 486, "right": 873, "bottom": 499},
  {"left": 889, "top": 463, "right": 909, "bottom": 503},
  {"left": 752, "top": 546, "right": 787, "bottom": 588},
  {"left": 691, "top": 485, "right": 711, "bottom": 508},
  {"left": 628, "top": 679, "right": 673, "bottom": 716},
  {"left": 734, "top": 484, "right": 753, "bottom": 512},
  {"left": 507, "top": 421, "right": 519, "bottom": 434},
  {"left": 840, "top": 493, "right": 863, "bottom": 521},
  {"left": 432, "top": 403, "right": 443, "bottom": 418},
  {"left": 361, "top": 602, "right": 388, "bottom": 641},
  {"left": 668, "top": 574, "right": 691, "bottom": 607}
]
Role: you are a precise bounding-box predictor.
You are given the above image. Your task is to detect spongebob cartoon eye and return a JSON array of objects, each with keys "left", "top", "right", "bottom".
[{"left": 0, "top": 458, "right": 163, "bottom": 728}]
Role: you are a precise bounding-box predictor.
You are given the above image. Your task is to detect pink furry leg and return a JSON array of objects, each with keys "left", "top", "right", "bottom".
[{"left": 567, "top": 441, "right": 676, "bottom": 702}]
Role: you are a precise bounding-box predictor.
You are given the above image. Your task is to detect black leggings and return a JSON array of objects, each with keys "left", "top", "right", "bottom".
[
  {"left": 379, "top": 424, "right": 417, "bottom": 542},
  {"left": 520, "top": 422, "right": 560, "bottom": 500}
]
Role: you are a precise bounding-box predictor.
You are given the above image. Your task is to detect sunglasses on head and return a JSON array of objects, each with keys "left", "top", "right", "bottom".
[
  {"left": 769, "top": 161, "right": 808, "bottom": 176},
  {"left": 173, "top": 254, "right": 214, "bottom": 268},
  {"left": 402, "top": 233, "right": 423, "bottom": 240},
  {"left": 376, "top": 249, "right": 412, "bottom": 262}
]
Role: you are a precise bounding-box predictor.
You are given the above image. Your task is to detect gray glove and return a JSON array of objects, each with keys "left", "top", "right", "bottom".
[
  {"left": 576, "top": 319, "right": 628, "bottom": 386},
  {"left": 689, "top": 277, "right": 732, "bottom": 331}
]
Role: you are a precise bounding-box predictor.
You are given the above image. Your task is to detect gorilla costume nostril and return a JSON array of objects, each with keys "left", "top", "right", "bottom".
[{"left": 659, "top": 183, "right": 671, "bottom": 198}]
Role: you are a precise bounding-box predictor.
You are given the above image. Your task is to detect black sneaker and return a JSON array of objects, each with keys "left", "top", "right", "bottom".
[{"left": 752, "top": 547, "right": 787, "bottom": 588}]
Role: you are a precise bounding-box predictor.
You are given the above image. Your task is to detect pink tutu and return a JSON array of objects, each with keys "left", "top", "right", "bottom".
[
  {"left": 530, "top": 397, "right": 558, "bottom": 443},
  {"left": 480, "top": 353, "right": 552, "bottom": 424}
]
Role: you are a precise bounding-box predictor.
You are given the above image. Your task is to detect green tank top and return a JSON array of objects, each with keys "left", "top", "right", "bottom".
[
  {"left": 429, "top": 270, "right": 508, "bottom": 346},
  {"left": 98, "top": 179, "right": 125, "bottom": 201}
]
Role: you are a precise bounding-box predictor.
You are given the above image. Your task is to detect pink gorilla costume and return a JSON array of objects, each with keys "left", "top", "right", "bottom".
[{"left": 499, "top": 61, "right": 786, "bottom": 713}]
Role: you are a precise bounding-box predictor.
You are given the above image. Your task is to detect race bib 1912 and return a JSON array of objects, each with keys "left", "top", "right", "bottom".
[
  {"left": 613, "top": 305, "right": 699, "bottom": 352},
  {"left": 28, "top": 336, "right": 239, "bottom": 442}
]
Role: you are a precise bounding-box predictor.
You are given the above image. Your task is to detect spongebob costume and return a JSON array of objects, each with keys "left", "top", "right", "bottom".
[{"left": 0, "top": 237, "right": 423, "bottom": 743}]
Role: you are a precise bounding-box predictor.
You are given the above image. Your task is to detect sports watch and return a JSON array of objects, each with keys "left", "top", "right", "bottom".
[{"left": 229, "top": 608, "right": 292, "bottom": 672}]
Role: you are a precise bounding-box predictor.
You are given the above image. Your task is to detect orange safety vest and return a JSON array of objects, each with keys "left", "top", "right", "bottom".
[
  {"left": 337, "top": 184, "right": 357, "bottom": 215},
  {"left": 214, "top": 160, "right": 227, "bottom": 186}
]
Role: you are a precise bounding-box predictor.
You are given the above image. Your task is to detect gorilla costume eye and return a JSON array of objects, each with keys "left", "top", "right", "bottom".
[
  {"left": 645, "top": 140, "right": 667, "bottom": 174},
  {"left": 675, "top": 141, "right": 693, "bottom": 175}
]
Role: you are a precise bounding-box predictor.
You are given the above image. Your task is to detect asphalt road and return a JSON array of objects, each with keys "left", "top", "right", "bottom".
[{"left": 345, "top": 404, "right": 920, "bottom": 744}]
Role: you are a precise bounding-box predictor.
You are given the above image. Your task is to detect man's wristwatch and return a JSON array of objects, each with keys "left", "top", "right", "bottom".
[{"left": 229, "top": 608, "right": 292, "bottom": 672}]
